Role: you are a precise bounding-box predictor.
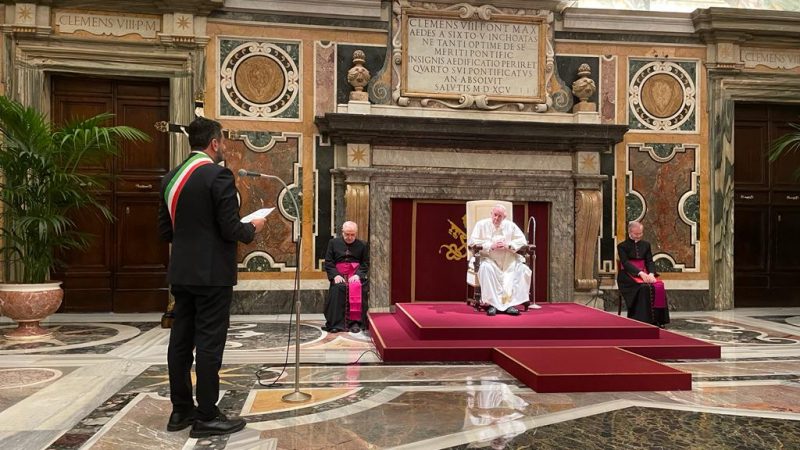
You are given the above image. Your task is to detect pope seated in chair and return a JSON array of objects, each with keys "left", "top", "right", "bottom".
[
  {"left": 468, "top": 204, "right": 531, "bottom": 316},
  {"left": 617, "top": 220, "right": 670, "bottom": 327}
]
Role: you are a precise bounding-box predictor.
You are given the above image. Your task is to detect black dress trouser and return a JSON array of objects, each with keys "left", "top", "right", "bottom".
[{"left": 168, "top": 285, "right": 232, "bottom": 421}]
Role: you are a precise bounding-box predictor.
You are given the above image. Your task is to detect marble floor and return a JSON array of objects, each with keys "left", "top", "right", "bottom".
[{"left": 1, "top": 307, "right": 799, "bottom": 449}]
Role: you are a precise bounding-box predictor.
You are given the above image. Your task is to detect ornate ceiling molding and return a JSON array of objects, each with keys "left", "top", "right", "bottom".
[
  {"left": 6, "top": 0, "right": 224, "bottom": 15},
  {"left": 221, "top": 0, "right": 383, "bottom": 20},
  {"left": 692, "top": 7, "right": 800, "bottom": 46}
]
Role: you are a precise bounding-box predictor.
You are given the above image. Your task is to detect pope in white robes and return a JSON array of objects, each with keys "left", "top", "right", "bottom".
[{"left": 468, "top": 204, "right": 531, "bottom": 316}]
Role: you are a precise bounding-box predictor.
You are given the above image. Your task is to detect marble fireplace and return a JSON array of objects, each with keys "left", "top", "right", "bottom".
[{"left": 316, "top": 107, "right": 627, "bottom": 309}]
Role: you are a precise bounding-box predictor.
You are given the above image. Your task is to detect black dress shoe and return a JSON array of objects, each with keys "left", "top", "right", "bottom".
[
  {"left": 350, "top": 323, "right": 361, "bottom": 333},
  {"left": 189, "top": 413, "right": 246, "bottom": 438},
  {"left": 486, "top": 306, "right": 497, "bottom": 316},
  {"left": 167, "top": 409, "right": 195, "bottom": 432},
  {"left": 506, "top": 306, "right": 520, "bottom": 316}
]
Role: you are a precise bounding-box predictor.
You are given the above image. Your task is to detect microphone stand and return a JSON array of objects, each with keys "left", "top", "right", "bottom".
[
  {"left": 252, "top": 173, "right": 311, "bottom": 403},
  {"left": 527, "top": 216, "right": 541, "bottom": 309}
]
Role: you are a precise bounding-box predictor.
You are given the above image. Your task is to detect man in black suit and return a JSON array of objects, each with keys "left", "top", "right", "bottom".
[{"left": 158, "top": 117, "right": 265, "bottom": 438}]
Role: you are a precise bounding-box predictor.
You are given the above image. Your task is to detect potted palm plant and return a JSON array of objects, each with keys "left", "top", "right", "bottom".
[
  {"left": 770, "top": 121, "right": 800, "bottom": 177},
  {"left": 0, "top": 96, "right": 147, "bottom": 340}
]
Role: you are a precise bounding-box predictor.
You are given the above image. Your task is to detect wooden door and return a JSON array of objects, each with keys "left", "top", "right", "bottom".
[
  {"left": 51, "top": 76, "right": 170, "bottom": 312},
  {"left": 734, "top": 103, "right": 800, "bottom": 307}
]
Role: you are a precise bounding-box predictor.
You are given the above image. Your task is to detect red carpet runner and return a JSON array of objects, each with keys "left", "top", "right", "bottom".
[{"left": 369, "top": 302, "right": 720, "bottom": 393}]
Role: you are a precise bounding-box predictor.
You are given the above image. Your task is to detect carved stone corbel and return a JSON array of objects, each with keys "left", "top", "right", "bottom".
[{"left": 574, "top": 189, "right": 602, "bottom": 292}]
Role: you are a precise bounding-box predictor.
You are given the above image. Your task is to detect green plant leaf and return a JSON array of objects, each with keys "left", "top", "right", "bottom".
[{"left": 0, "top": 95, "right": 149, "bottom": 283}]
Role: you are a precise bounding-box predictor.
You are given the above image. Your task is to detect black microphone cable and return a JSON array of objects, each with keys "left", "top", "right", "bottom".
[{"left": 254, "top": 228, "right": 301, "bottom": 388}]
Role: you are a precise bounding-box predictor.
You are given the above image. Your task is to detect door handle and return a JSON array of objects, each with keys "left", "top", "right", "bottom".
[
  {"left": 787, "top": 195, "right": 799, "bottom": 201},
  {"left": 136, "top": 183, "right": 152, "bottom": 190},
  {"left": 739, "top": 194, "right": 754, "bottom": 200}
]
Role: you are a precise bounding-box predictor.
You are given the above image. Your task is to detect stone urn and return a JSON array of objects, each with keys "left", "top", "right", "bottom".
[{"left": 0, "top": 282, "right": 63, "bottom": 340}]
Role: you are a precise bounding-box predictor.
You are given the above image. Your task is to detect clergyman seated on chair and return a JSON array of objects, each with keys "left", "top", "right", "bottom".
[
  {"left": 468, "top": 204, "right": 531, "bottom": 316},
  {"left": 323, "top": 221, "right": 369, "bottom": 333},
  {"left": 617, "top": 220, "right": 670, "bottom": 327}
]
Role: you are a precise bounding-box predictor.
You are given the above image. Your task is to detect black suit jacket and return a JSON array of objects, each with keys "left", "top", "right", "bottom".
[{"left": 158, "top": 155, "right": 255, "bottom": 286}]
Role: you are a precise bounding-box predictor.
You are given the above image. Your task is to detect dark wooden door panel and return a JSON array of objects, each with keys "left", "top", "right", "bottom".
[
  {"left": 51, "top": 75, "right": 170, "bottom": 313},
  {"left": 54, "top": 98, "right": 114, "bottom": 172},
  {"left": 773, "top": 208, "right": 800, "bottom": 271},
  {"left": 734, "top": 103, "right": 800, "bottom": 307},
  {"left": 733, "top": 207, "right": 768, "bottom": 272},
  {"left": 116, "top": 197, "right": 167, "bottom": 270},
  {"left": 117, "top": 101, "right": 170, "bottom": 175},
  {"left": 734, "top": 122, "right": 768, "bottom": 188}
]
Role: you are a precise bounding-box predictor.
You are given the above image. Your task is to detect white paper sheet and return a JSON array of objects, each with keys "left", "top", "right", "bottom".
[{"left": 240, "top": 207, "right": 274, "bottom": 223}]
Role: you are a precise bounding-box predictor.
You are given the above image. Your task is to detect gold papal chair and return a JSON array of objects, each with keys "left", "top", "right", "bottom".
[{"left": 465, "top": 200, "right": 532, "bottom": 312}]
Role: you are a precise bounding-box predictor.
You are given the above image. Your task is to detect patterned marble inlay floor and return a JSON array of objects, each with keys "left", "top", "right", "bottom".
[{"left": 0, "top": 309, "right": 798, "bottom": 449}]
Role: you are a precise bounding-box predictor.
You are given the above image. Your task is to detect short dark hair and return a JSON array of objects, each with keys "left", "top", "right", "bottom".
[{"left": 187, "top": 117, "right": 222, "bottom": 151}]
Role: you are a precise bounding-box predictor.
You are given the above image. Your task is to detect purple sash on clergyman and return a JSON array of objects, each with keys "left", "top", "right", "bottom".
[
  {"left": 336, "top": 262, "right": 362, "bottom": 322},
  {"left": 627, "top": 259, "right": 666, "bottom": 308}
]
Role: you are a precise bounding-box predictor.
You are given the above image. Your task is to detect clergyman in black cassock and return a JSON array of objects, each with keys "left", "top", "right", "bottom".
[
  {"left": 323, "top": 221, "right": 369, "bottom": 333},
  {"left": 617, "top": 221, "right": 670, "bottom": 327}
]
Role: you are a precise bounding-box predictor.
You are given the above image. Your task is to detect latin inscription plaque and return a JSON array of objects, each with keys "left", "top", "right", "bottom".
[{"left": 401, "top": 8, "right": 545, "bottom": 103}]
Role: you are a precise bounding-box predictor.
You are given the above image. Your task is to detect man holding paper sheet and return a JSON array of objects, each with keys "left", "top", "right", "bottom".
[
  {"left": 158, "top": 117, "right": 265, "bottom": 438},
  {"left": 323, "top": 221, "right": 369, "bottom": 333}
]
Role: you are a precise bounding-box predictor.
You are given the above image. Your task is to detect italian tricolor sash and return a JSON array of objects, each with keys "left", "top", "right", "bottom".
[{"left": 164, "top": 152, "right": 214, "bottom": 227}]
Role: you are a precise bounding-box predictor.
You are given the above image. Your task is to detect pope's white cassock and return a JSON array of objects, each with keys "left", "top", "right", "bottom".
[{"left": 468, "top": 218, "right": 531, "bottom": 311}]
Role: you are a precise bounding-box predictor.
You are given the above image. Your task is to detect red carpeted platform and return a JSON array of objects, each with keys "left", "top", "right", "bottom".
[
  {"left": 369, "top": 302, "right": 719, "bottom": 393},
  {"left": 493, "top": 347, "right": 692, "bottom": 393},
  {"left": 395, "top": 302, "right": 660, "bottom": 340}
]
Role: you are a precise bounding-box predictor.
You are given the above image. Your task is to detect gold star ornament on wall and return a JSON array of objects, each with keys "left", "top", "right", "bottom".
[
  {"left": 176, "top": 15, "right": 191, "bottom": 30},
  {"left": 348, "top": 144, "right": 370, "bottom": 167},
  {"left": 17, "top": 5, "right": 33, "bottom": 22}
]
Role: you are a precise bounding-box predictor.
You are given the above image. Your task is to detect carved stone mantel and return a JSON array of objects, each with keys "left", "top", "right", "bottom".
[
  {"left": 316, "top": 113, "right": 628, "bottom": 152},
  {"left": 316, "top": 113, "right": 627, "bottom": 308}
]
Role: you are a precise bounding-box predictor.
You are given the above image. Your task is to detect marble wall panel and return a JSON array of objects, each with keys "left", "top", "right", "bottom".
[
  {"left": 218, "top": 38, "right": 301, "bottom": 120},
  {"left": 314, "top": 136, "right": 335, "bottom": 269},
  {"left": 226, "top": 133, "right": 301, "bottom": 269},
  {"left": 314, "top": 41, "right": 336, "bottom": 117},
  {"left": 628, "top": 59, "right": 698, "bottom": 133},
  {"left": 627, "top": 144, "right": 699, "bottom": 271},
  {"left": 599, "top": 152, "right": 617, "bottom": 274},
  {"left": 232, "top": 286, "right": 327, "bottom": 315},
  {"left": 601, "top": 55, "right": 617, "bottom": 124}
]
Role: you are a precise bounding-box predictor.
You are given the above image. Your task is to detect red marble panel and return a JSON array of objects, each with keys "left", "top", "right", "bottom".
[
  {"left": 226, "top": 136, "right": 300, "bottom": 268},
  {"left": 601, "top": 56, "right": 616, "bottom": 124},
  {"left": 630, "top": 146, "right": 696, "bottom": 268}
]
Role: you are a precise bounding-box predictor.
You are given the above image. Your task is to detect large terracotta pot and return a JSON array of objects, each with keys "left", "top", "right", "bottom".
[{"left": 0, "top": 282, "right": 63, "bottom": 340}]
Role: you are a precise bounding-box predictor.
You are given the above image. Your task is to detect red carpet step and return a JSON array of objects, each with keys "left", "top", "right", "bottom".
[
  {"left": 370, "top": 312, "right": 719, "bottom": 361},
  {"left": 395, "top": 302, "right": 660, "bottom": 340},
  {"left": 493, "top": 347, "right": 692, "bottom": 393},
  {"left": 369, "top": 302, "right": 720, "bottom": 393}
]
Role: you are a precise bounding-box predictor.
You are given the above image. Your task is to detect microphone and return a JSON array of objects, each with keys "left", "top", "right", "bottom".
[{"left": 238, "top": 168, "right": 265, "bottom": 177}]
